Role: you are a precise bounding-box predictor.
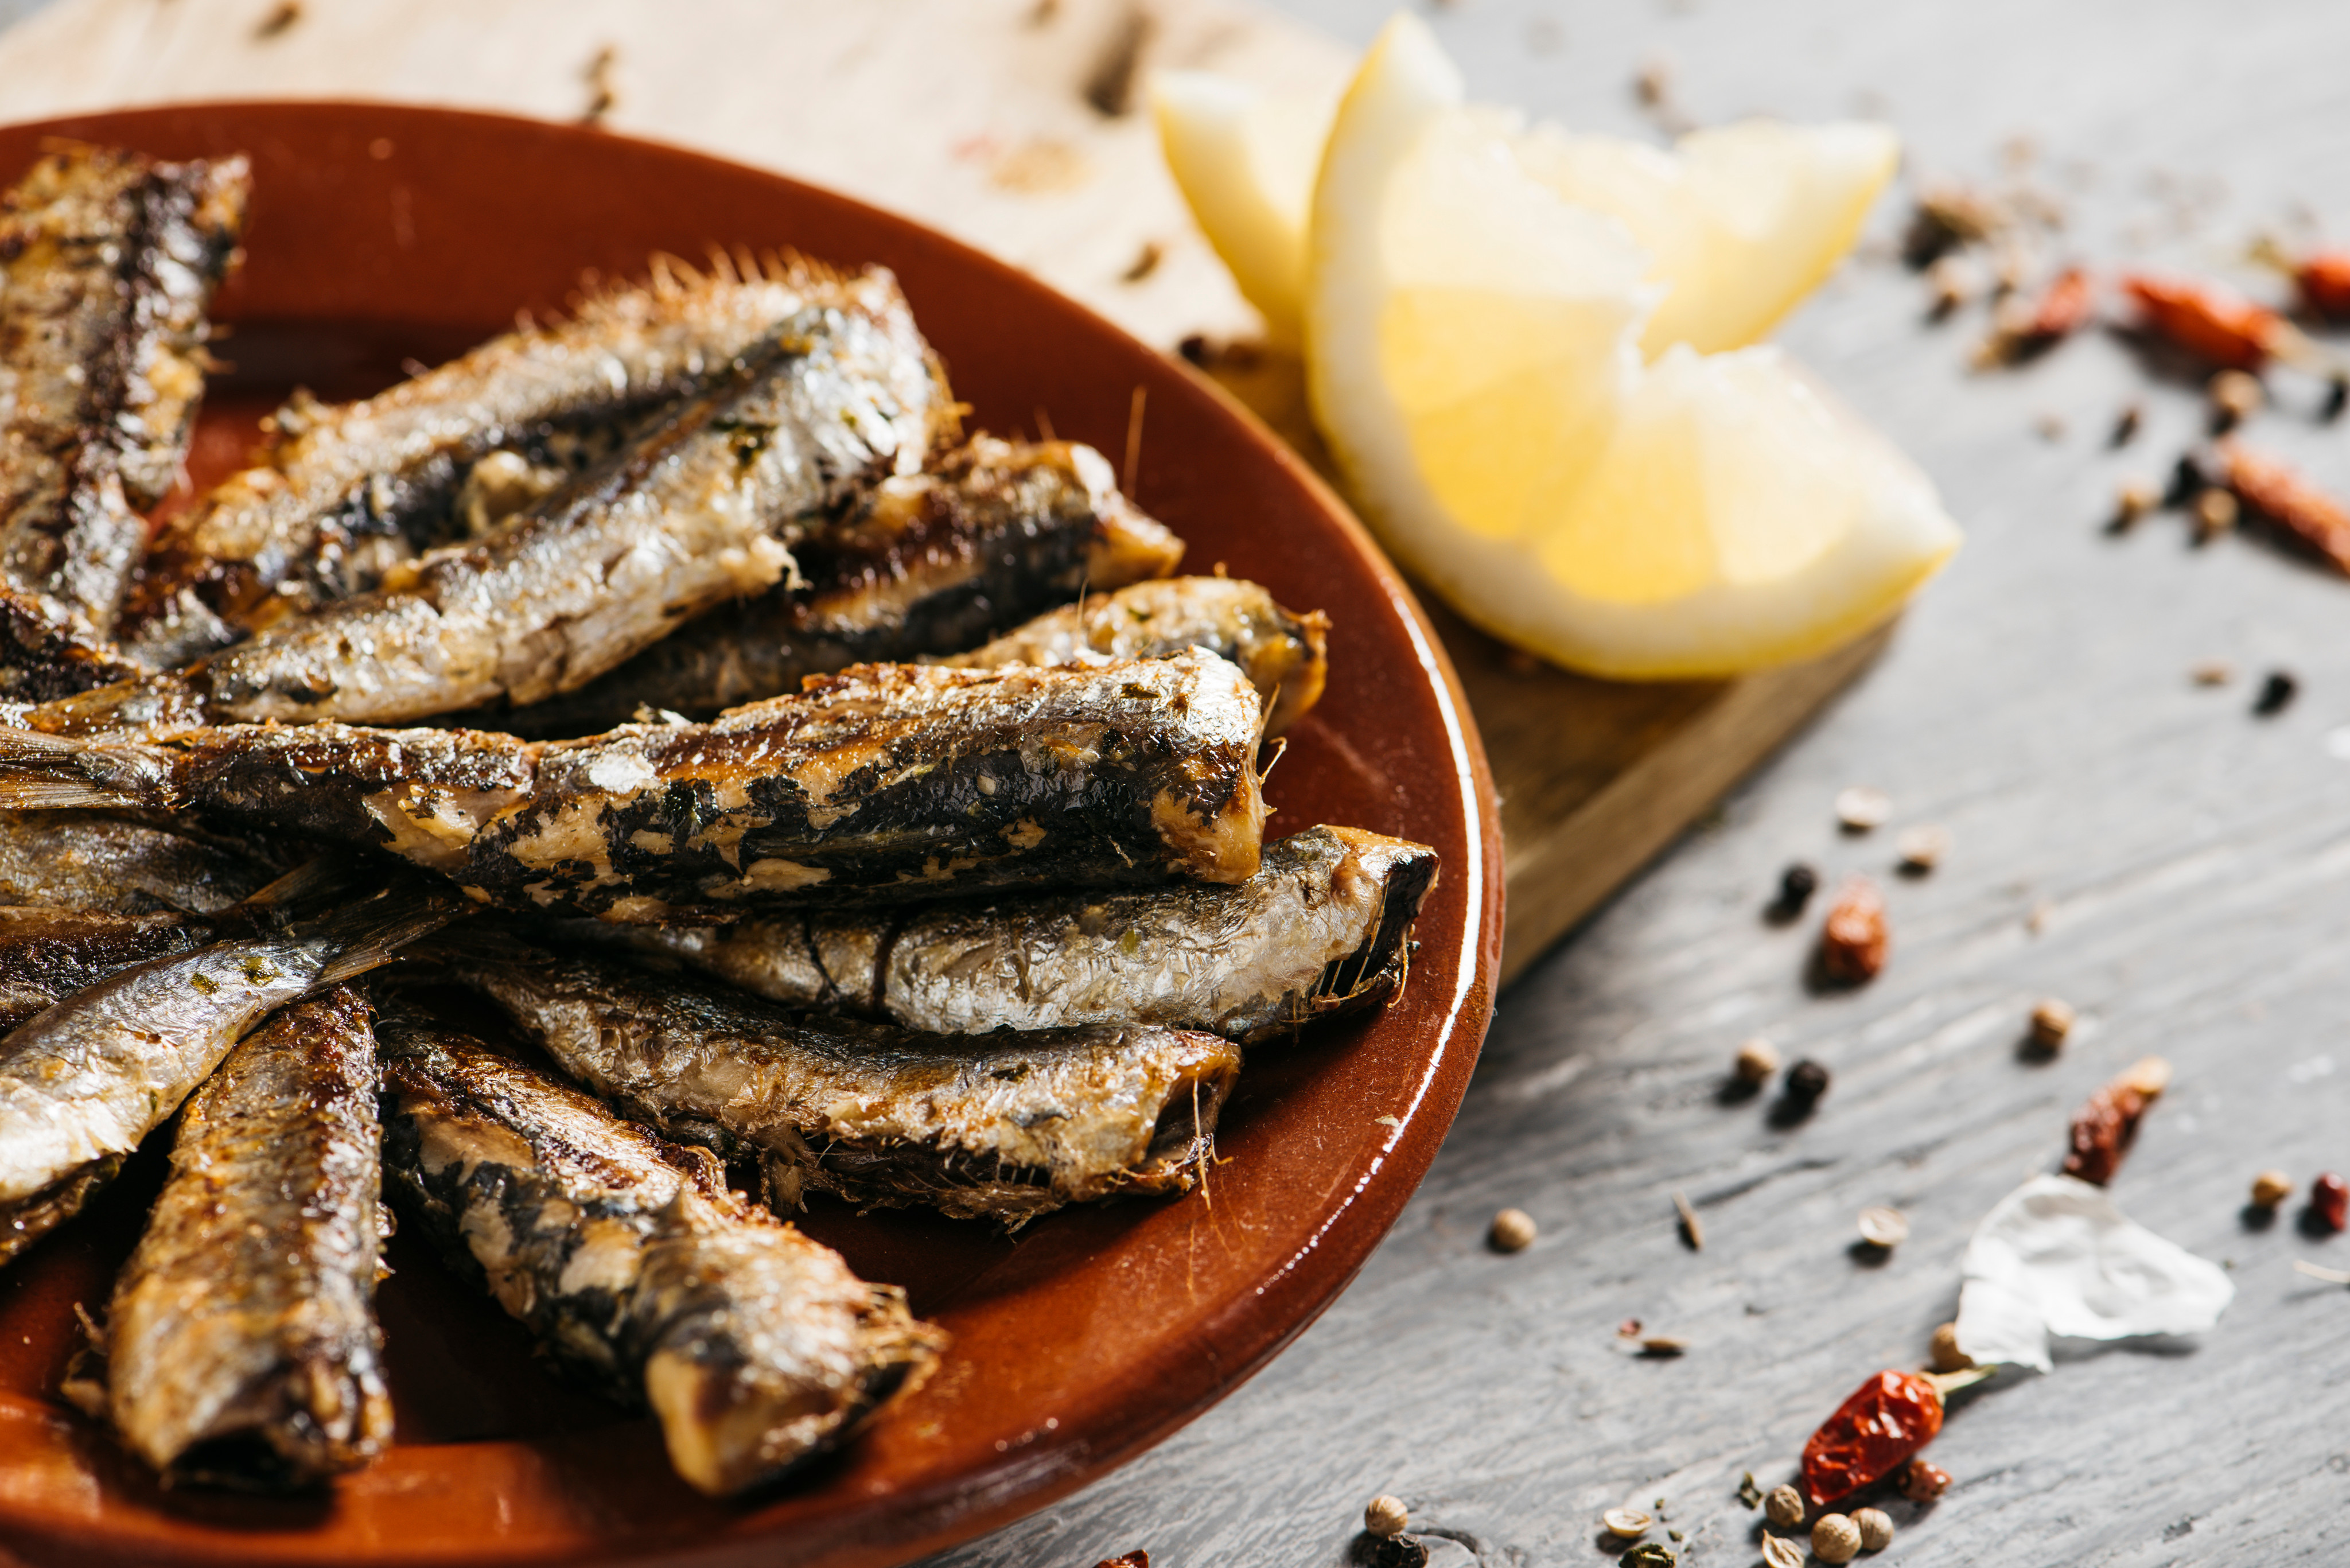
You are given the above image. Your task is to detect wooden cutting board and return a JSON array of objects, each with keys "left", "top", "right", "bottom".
[{"left": 0, "top": 0, "right": 1888, "bottom": 981}]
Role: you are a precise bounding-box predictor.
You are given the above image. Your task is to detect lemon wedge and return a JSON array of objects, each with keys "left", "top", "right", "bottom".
[{"left": 1305, "top": 15, "right": 1958, "bottom": 679}]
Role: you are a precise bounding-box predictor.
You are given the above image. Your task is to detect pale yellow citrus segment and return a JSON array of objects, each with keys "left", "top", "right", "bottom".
[{"left": 1151, "top": 70, "right": 1337, "bottom": 346}]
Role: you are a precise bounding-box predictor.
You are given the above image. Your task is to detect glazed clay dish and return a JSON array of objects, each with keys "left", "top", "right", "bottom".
[{"left": 0, "top": 103, "right": 1501, "bottom": 1567}]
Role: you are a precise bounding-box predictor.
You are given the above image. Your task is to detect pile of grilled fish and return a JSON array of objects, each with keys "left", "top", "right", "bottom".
[{"left": 0, "top": 143, "right": 1440, "bottom": 1500}]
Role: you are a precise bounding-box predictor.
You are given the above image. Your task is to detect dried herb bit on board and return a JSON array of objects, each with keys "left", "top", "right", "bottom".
[
  {"left": 1800, "top": 1368, "right": 1987, "bottom": 1508},
  {"left": 1819, "top": 877, "right": 1889, "bottom": 983},
  {"left": 2060, "top": 1056, "right": 2172, "bottom": 1186},
  {"left": 1617, "top": 1544, "right": 1676, "bottom": 1568},
  {"left": 2313, "top": 1172, "right": 2349, "bottom": 1234},
  {"left": 1896, "top": 1458, "right": 1953, "bottom": 1501},
  {"left": 1738, "top": 1472, "right": 1765, "bottom": 1509},
  {"left": 1672, "top": 1189, "right": 1703, "bottom": 1251},
  {"left": 1365, "top": 1495, "right": 1410, "bottom": 1538},
  {"left": 2219, "top": 441, "right": 2350, "bottom": 573},
  {"left": 2253, "top": 670, "right": 2299, "bottom": 717}
]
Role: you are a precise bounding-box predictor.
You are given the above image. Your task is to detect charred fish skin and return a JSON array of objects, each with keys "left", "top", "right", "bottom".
[
  {"left": 0, "top": 650, "right": 1269, "bottom": 918},
  {"left": 0, "top": 873, "right": 457, "bottom": 1266},
  {"left": 46, "top": 292, "right": 945, "bottom": 734},
  {"left": 948, "top": 574, "right": 1331, "bottom": 737},
  {"left": 614, "top": 823, "right": 1437, "bottom": 1045},
  {"left": 119, "top": 260, "right": 945, "bottom": 670},
  {"left": 0, "top": 144, "right": 250, "bottom": 636},
  {"left": 434, "top": 939, "right": 1243, "bottom": 1227},
  {"left": 0, "top": 905, "right": 207, "bottom": 1032},
  {"left": 90, "top": 987, "right": 391, "bottom": 1490},
  {"left": 507, "top": 435, "right": 1186, "bottom": 736},
  {"left": 376, "top": 1012, "right": 943, "bottom": 1497},
  {"left": 0, "top": 808, "right": 286, "bottom": 914}
]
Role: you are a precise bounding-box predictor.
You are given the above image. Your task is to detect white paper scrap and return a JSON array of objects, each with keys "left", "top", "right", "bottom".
[{"left": 1954, "top": 1173, "right": 2234, "bottom": 1372}]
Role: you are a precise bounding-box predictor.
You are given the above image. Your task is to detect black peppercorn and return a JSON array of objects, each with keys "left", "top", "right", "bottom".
[
  {"left": 1775, "top": 862, "right": 1820, "bottom": 917},
  {"left": 1785, "top": 1059, "right": 1831, "bottom": 1103},
  {"left": 2254, "top": 670, "right": 2298, "bottom": 715}
]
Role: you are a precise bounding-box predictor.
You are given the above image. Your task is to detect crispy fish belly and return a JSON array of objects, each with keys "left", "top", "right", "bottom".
[
  {"left": 0, "top": 650, "right": 1267, "bottom": 917},
  {"left": 437, "top": 944, "right": 1242, "bottom": 1225},
  {"left": 376, "top": 1013, "right": 941, "bottom": 1496},
  {"left": 0, "top": 143, "right": 249, "bottom": 637},
  {"left": 42, "top": 297, "right": 943, "bottom": 734},
  {"left": 0, "top": 878, "right": 453, "bottom": 1265},
  {"left": 80, "top": 987, "right": 390, "bottom": 1489},
  {"left": 948, "top": 575, "right": 1330, "bottom": 737},
  {"left": 508, "top": 435, "right": 1185, "bottom": 735},
  {"left": 0, "top": 906, "right": 207, "bottom": 1030},
  {"left": 119, "top": 259, "right": 943, "bottom": 668},
  {"left": 613, "top": 824, "right": 1437, "bottom": 1045},
  {"left": 0, "top": 809, "right": 283, "bottom": 913}
]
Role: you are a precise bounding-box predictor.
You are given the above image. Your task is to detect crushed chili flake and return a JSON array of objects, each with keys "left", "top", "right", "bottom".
[
  {"left": 1819, "top": 876, "right": 1889, "bottom": 983},
  {"left": 2218, "top": 440, "right": 2350, "bottom": 573},
  {"left": 2060, "top": 1055, "right": 2172, "bottom": 1186},
  {"left": 1977, "top": 265, "right": 2096, "bottom": 364},
  {"left": 2290, "top": 249, "right": 2350, "bottom": 317},
  {"left": 2121, "top": 272, "right": 2301, "bottom": 371},
  {"left": 1094, "top": 1554, "right": 1149, "bottom": 1568}
]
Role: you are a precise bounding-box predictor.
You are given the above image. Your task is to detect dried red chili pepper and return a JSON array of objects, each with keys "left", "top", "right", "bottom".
[
  {"left": 2293, "top": 250, "right": 2350, "bottom": 318},
  {"left": 2061, "top": 1056, "right": 2172, "bottom": 1186},
  {"left": 2219, "top": 440, "right": 2350, "bottom": 574},
  {"left": 1818, "top": 876, "right": 1888, "bottom": 983},
  {"left": 2313, "top": 1172, "right": 2349, "bottom": 1233},
  {"left": 1800, "top": 1368, "right": 1986, "bottom": 1508},
  {"left": 2121, "top": 272, "right": 2298, "bottom": 371}
]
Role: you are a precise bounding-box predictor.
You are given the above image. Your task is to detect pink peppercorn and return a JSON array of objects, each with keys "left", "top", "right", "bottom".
[{"left": 2314, "top": 1172, "right": 2349, "bottom": 1232}]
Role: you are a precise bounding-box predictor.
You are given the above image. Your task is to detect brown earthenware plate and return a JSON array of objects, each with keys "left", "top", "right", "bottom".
[{"left": 0, "top": 104, "right": 1502, "bottom": 1567}]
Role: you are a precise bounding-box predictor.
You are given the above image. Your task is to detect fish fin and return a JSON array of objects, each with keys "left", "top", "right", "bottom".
[
  {"left": 0, "top": 727, "right": 176, "bottom": 811},
  {"left": 224, "top": 855, "right": 356, "bottom": 918},
  {"left": 311, "top": 879, "right": 469, "bottom": 986}
]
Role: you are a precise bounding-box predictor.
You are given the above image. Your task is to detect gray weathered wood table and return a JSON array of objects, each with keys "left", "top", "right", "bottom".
[{"left": 928, "top": 2, "right": 2350, "bottom": 1563}]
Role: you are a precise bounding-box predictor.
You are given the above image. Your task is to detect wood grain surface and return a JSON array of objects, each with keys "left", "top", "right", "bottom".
[{"left": 5, "top": 1, "right": 2350, "bottom": 1566}]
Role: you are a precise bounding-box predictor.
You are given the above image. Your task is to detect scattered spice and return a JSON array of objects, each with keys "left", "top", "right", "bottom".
[
  {"left": 1735, "top": 1037, "right": 1781, "bottom": 1084},
  {"left": 1672, "top": 1189, "right": 1703, "bottom": 1251},
  {"left": 2123, "top": 271, "right": 2306, "bottom": 371},
  {"left": 1082, "top": 0, "right": 1154, "bottom": 117},
  {"left": 2033, "top": 411, "right": 2068, "bottom": 442},
  {"left": 1977, "top": 264, "right": 2095, "bottom": 364},
  {"left": 1776, "top": 862, "right": 1821, "bottom": 915},
  {"left": 1617, "top": 1318, "right": 1644, "bottom": 1339},
  {"left": 1368, "top": 1536, "right": 1430, "bottom": 1568},
  {"left": 1800, "top": 1368, "right": 1985, "bottom": 1507},
  {"left": 2110, "top": 477, "right": 2158, "bottom": 528},
  {"left": 1639, "top": 1336, "right": 1688, "bottom": 1357},
  {"left": 1365, "top": 1495, "right": 1410, "bottom": 1538},
  {"left": 1835, "top": 785, "right": 1892, "bottom": 831},
  {"left": 1763, "top": 1484, "right": 1807, "bottom": 1529},
  {"left": 1925, "top": 255, "right": 1977, "bottom": 316},
  {"left": 1896, "top": 1459, "right": 1952, "bottom": 1501},
  {"left": 1853, "top": 1507, "right": 1896, "bottom": 1551},
  {"left": 1857, "top": 1205, "right": 1909, "bottom": 1248},
  {"left": 2191, "top": 660, "right": 2234, "bottom": 686},
  {"left": 2251, "top": 1170, "right": 2294, "bottom": 1209},
  {"left": 2029, "top": 998, "right": 2076, "bottom": 1051},
  {"left": 2253, "top": 670, "right": 2299, "bottom": 716},
  {"left": 1811, "top": 1513, "right": 1863, "bottom": 1565},
  {"left": 2061, "top": 1056, "right": 2172, "bottom": 1186},
  {"left": 1819, "top": 877, "right": 1890, "bottom": 983},
  {"left": 254, "top": 0, "right": 301, "bottom": 38},
  {"left": 2313, "top": 1172, "right": 2349, "bottom": 1233},
  {"left": 1094, "top": 1554, "right": 1148, "bottom": 1568},
  {"left": 1737, "top": 1472, "right": 1764, "bottom": 1509},
  {"left": 1897, "top": 824, "right": 1950, "bottom": 871},
  {"left": 1928, "top": 1320, "right": 1972, "bottom": 1372},
  {"left": 2165, "top": 450, "right": 2207, "bottom": 507},
  {"left": 1785, "top": 1059, "right": 1832, "bottom": 1106},
  {"left": 1617, "top": 1544, "right": 1675, "bottom": 1568},
  {"left": 1489, "top": 1207, "right": 1537, "bottom": 1254},
  {"left": 581, "top": 44, "right": 619, "bottom": 125},
  {"left": 1119, "top": 240, "right": 1164, "bottom": 283},
  {"left": 2191, "top": 487, "right": 2239, "bottom": 541},
  {"left": 1905, "top": 184, "right": 2010, "bottom": 268},
  {"left": 2111, "top": 403, "right": 2143, "bottom": 446},
  {"left": 2327, "top": 376, "right": 2350, "bottom": 422},
  {"left": 1760, "top": 1539, "right": 1804, "bottom": 1568},
  {"left": 1601, "top": 1507, "right": 1653, "bottom": 1539},
  {"left": 1630, "top": 60, "right": 1691, "bottom": 134},
  {"left": 2208, "top": 369, "right": 2264, "bottom": 431},
  {"left": 2218, "top": 440, "right": 2350, "bottom": 573},
  {"left": 2278, "top": 244, "right": 2350, "bottom": 317}
]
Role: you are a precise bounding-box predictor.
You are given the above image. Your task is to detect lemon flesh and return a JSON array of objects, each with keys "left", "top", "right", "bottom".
[{"left": 1306, "top": 15, "right": 1959, "bottom": 680}]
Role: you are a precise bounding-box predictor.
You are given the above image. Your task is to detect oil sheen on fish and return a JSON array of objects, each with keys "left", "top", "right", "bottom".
[
  {"left": 434, "top": 939, "right": 1242, "bottom": 1226},
  {"left": 0, "top": 809, "right": 283, "bottom": 913},
  {"left": 947, "top": 574, "right": 1330, "bottom": 736},
  {"left": 507, "top": 435, "right": 1185, "bottom": 735},
  {"left": 118, "top": 258, "right": 936, "bottom": 668},
  {"left": 80, "top": 987, "right": 391, "bottom": 1489},
  {"left": 0, "top": 875, "right": 454, "bottom": 1266},
  {"left": 44, "top": 295, "right": 944, "bottom": 733},
  {"left": 0, "top": 143, "right": 249, "bottom": 639},
  {"left": 0, "top": 905, "right": 206, "bottom": 1030},
  {"left": 604, "top": 824, "right": 1435, "bottom": 1045},
  {"left": 0, "top": 650, "right": 1268, "bottom": 919},
  {"left": 376, "top": 1011, "right": 943, "bottom": 1496}
]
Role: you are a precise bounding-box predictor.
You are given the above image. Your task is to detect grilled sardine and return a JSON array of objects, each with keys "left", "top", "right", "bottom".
[
  {"left": 119, "top": 258, "right": 937, "bottom": 668},
  {"left": 0, "top": 905, "right": 205, "bottom": 1030},
  {"left": 507, "top": 435, "right": 1184, "bottom": 735},
  {"left": 948, "top": 575, "right": 1330, "bottom": 737},
  {"left": 377, "top": 1011, "right": 943, "bottom": 1496},
  {"left": 0, "top": 873, "right": 454, "bottom": 1264},
  {"left": 602, "top": 824, "right": 1435, "bottom": 1044},
  {"left": 434, "top": 940, "right": 1242, "bottom": 1226},
  {"left": 76, "top": 987, "right": 390, "bottom": 1489},
  {"left": 0, "top": 809, "right": 283, "bottom": 913},
  {"left": 0, "top": 143, "right": 248, "bottom": 639},
  {"left": 0, "top": 651, "right": 1269, "bottom": 918},
  {"left": 44, "top": 294, "right": 943, "bottom": 734}
]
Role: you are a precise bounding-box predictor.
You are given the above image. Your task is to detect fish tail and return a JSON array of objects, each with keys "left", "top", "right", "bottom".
[
  {"left": 0, "top": 726, "right": 177, "bottom": 811},
  {"left": 312, "top": 877, "right": 470, "bottom": 986}
]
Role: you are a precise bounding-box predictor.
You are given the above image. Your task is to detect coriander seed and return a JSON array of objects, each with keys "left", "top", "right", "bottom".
[
  {"left": 1857, "top": 1205, "right": 1909, "bottom": 1248},
  {"left": 1601, "top": 1507, "right": 1653, "bottom": 1539},
  {"left": 1735, "top": 1037, "right": 1781, "bottom": 1083},
  {"left": 2251, "top": 1169, "right": 2294, "bottom": 1208},
  {"left": 1365, "top": 1495, "right": 1409, "bottom": 1537},
  {"left": 1761, "top": 1539, "right": 1804, "bottom": 1568},
  {"left": 1763, "top": 1483, "right": 1807, "bottom": 1529},
  {"left": 1835, "top": 785, "right": 1892, "bottom": 831},
  {"left": 2192, "top": 487, "right": 2239, "bottom": 540},
  {"left": 1897, "top": 823, "right": 1951, "bottom": 870},
  {"left": 1853, "top": 1507, "right": 1895, "bottom": 1550},
  {"left": 1785, "top": 1059, "right": 1832, "bottom": 1105},
  {"left": 2112, "top": 477, "right": 2158, "bottom": 528},
  {"left": 1812, "top": 1512, "right": 1863, "bottom": 1565},
  {"left": 1489, "top": 1207, "right": 1536, "bottom": 1253},
  {"left": 1929, "top": 1320, "right": 1974, "bottom": 1372},
  {"left": 2030, "top": 998, "right": 2076, "bottom": 1050},
  {"left": 2208, "top": 368, "right": 2265, "bottom": 430}
]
